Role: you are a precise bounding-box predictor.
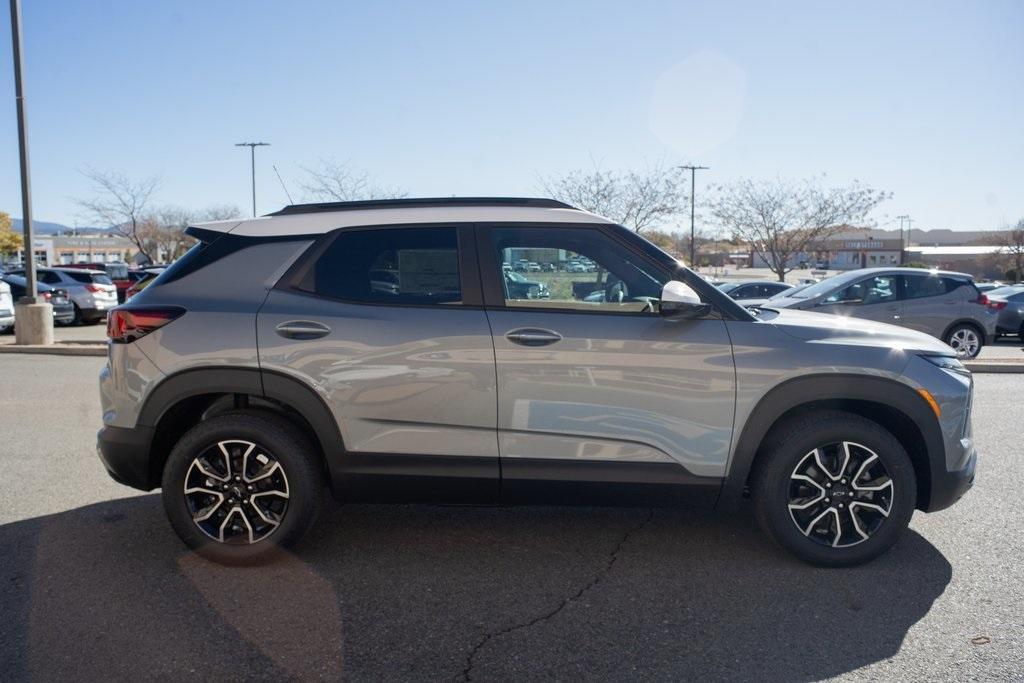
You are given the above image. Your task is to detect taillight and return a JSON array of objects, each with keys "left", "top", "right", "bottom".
[
  {"left": 107, "top": 307, "right": 185, "bottom": 343},
  {"left": 39, "top": 291, "right": 51, "bottom": 301},
  {"left": 84, "top": 284, "right": 103, "bottom": 293},
  {"left": 973, "top": 294, "right": 1007, "bottom": 311}
]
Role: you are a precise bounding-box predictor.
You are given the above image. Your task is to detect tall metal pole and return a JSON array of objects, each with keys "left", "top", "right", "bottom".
[
  {"left": 896, "top": 214, "right": 913, "bottom": 265},
  {"left": 678, "top": 165, "right": 709, "bottom": 268},
  {"left": 235, "top": 142, "right": 270, "bottom": 217},
  {"left": 10, "top": 0, "right": 36, "bottom": 301}
]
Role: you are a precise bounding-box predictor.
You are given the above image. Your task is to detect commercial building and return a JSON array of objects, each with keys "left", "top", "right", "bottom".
[{"left": 16, "top": 235, "right": 139, "bottom": 266}]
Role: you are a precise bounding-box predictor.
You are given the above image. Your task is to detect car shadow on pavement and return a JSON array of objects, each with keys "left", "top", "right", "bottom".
[{"left": 0, "top": 495, "right": 951, "bottom": 681}]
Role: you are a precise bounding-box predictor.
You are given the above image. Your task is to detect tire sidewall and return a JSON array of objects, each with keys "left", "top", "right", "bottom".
[
  {"left": 161, "top": 413, "right": 321, "bottom": 565},
  {"left": 756, "top": 415, "right": 917, "bottom": 567}
]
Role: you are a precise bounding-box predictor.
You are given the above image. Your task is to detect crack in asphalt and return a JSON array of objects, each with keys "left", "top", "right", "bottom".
[{"left": 458, "top": 509, "right": 655, "bottom": 682}]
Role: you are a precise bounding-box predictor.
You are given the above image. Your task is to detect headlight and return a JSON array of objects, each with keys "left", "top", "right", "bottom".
[{"left": 921, "top": 355, "right": 971, "bottom": 376}]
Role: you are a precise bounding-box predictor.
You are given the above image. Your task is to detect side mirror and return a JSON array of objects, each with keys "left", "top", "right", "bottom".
[{"left": 660, "top": 280, "right": 712, "bottom": 320}]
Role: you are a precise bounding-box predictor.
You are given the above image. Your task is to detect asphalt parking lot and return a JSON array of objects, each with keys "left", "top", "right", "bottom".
[{"left": 0, "top": 355, "right": 1021, "bottom": 681}]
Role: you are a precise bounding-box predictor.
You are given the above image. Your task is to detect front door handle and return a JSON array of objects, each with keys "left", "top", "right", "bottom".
[
  {"left": 275, "top": 320, "right": 331, "bottom": 340},
  {"left": 505, "top": 328, "right": 562, "bottom": 347}
]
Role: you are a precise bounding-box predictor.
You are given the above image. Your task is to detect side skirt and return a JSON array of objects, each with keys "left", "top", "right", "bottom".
[{"left": 501, "top": 459, "right": 722, "bottom": 508}]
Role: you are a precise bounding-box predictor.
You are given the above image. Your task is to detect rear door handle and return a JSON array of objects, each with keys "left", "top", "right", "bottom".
[
  {"left": 505, "top": 328, "right": 562, "bottom": 347},
  {"left": 275, "top": 320, "right": 331, "bottom": 340}
]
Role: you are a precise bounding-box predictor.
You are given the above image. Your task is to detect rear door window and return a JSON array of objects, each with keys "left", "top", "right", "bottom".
[
  {"left": 37, "top": 271, "right": 62, "bottom": 285},
  {"left": 903, "top": 274, "right": 946, "bottom": 299},
  {"left": 301, "top": 227, "right": 462, "bottom": 305}
]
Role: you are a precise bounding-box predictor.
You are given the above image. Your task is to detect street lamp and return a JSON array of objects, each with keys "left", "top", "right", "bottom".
[
  {"left": 235, "top": 142, "right": 270, "bottom": 217},
  {"left": 9, "top": 0, "right": 52, "bottom": 345},
  {"left": 678, "top": 165, "right": 709, "bottom": 269}
]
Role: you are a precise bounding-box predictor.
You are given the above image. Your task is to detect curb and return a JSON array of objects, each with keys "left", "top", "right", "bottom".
[
  {"left": 0, "top": 344, "right": 106, "bottom": 357},
  {"left": 963, "top": 362, "right": 1024, "bottom": 374}
]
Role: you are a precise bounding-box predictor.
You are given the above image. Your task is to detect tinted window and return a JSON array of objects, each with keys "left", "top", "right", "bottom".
[
  {"left": 305, "top": 227, "right": 461, "bottom": 305},
  {"left": 732, "top": 285, "right": 756, "bottom": 298},
  {"left": 825, "top": 275, "right": 897, "bottom": 305},
  {"left": 105, "top": 263, "right": 129, "bottom": 279},
  {"left": 37, "top": 271, "right": 62, "bottom": 285},
  {"left": 67, "top": 271, "right": 113, "bottom": 285},
  {"left": 903, "top": 274, "right": 945, "bottom": 299},
  {"left": 490, "top": 227, "right": 669, "bottom": 312}
]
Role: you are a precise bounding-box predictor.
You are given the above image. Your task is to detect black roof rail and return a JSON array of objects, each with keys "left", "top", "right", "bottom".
[{"left": 265, "top": 197, "right": 576, "bottom": 216}]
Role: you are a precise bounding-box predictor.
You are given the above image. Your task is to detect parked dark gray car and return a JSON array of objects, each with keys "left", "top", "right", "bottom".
[
  {"left": 766, "top": 268, "right": 998, "bottom": 358},
  {"left": 96, "top": 198, "right": 976, "bottom": 568},
  {"left": 988, "top": 285, "right": 1024, "bottom": 341}
]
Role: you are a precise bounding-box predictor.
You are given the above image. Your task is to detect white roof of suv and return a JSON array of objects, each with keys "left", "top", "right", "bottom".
[{"left": 194, "top": 197, "right": 613, "bottom": 238}]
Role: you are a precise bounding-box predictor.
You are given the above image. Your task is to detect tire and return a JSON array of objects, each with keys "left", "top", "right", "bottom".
[
  {"left": 1018, "top": 323, "right": 1024, "bottom": 345},
  {"left": 161, "top": 411, "right": 324, "bottom": 565},
  {"left": 71, "top": 303, "right": 84, "bottom": 325},
  {"left": 752, "top": 410, "right": 917, "bottom": 567},
  {"left": 944, "top": 323, "right": 983, "bottom": 359}
]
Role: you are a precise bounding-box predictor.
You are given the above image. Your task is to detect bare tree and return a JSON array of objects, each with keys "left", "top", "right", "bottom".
[
  {"left": 539, "top": 162, "right": 686, "bottom": 233},
  {"left": 709, "top": 177, "right": 890, "bottom": 281},
  {"left": 300, "top": 159, "right": 407, "bottom": 202},
  {"left": 145, "top": 204, "right": 244, "bottom": 262},
  {"left": 998, "top": 219, "right": 1024, "bottom": 281},
  {"left": 76, "top": 168, "right": 161, "bottom": 262}
]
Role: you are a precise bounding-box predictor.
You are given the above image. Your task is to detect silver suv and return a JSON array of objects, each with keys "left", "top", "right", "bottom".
[
  {"left": 96, "top": 198, "right": 976, "bottom": 567},
  {"left": 16, "top": 267, "right": 118, "bottom": 324},
  {"left": 766, "top": 267, "right": 998, "bottom": 358}
]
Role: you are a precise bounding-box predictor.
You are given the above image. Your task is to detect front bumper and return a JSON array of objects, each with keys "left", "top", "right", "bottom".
[
  {"left": 97, "top": 424, "right": 156, "bottom": 491},
  {"left": 925, "top": 439, "right": 976, "bottom": 512}
]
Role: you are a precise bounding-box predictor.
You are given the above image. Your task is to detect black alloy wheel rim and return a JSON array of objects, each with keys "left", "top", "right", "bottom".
[
  {"left": 787, "top": 441, "right": 894, "bottom": 548},
  {"left": 183, "top": 440, "right": 290, "bottom": 544}
]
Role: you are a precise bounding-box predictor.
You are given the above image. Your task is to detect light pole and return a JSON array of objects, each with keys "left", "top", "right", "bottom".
[
  {"left": 896, "top": 214, "right": 913, "bottom": 265},
  {"left": 679, "top": 165, "right": 709, "bottom": 268},
  {"left": 235, "top": 142, "right": 270, "bottom": 217},
  {"left": 9, "top": 0, "right": 52, "bottom": 344}
]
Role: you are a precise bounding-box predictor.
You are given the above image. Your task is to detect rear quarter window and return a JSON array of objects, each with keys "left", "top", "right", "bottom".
[
  {"left": 67, "top": 271, "right": 113, "bottom": 285},
  {"left": 299, "top": 227, "right": 462, "bottom": 305}
]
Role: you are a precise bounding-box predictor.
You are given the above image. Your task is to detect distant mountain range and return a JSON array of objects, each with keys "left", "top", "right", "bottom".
[{"left": 11, "top": 218, "right": 109, "bottom": 236}]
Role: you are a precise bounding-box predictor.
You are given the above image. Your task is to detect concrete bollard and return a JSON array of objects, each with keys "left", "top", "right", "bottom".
[{"left": 14, "top": 302, "right": 54, "bottom": 345}]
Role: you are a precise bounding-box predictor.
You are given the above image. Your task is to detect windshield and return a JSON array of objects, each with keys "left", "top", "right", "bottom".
[
  {"left": 770, "top": 282, "right": 810, "bottom": 299},
  {"left": 717, "top": 282, "right": 740, "bottom": 293}
]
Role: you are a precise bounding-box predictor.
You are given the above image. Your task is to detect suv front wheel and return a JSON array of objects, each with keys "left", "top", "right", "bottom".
[
  {"left": 753, "top": 411, "right": 917, "bottom": 567},
  {"left": 161, "top": 411, "right": 324, "bottom": 564}
]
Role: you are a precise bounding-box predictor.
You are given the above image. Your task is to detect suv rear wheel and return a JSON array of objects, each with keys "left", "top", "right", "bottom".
[
  {"left": 161, "top": 411, "right": 324, "bottom": 564},
  {"left": 753, "top": 411, "right": 916, "bottom": 567},
  {"left": 944, "top": 323, "right": 982, "bottom": 359}
]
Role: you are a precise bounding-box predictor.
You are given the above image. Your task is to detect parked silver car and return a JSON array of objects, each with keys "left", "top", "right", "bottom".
[
  {"left": 988, "top": 285, "right": 1024, "bottom": 341},
  {"left": 767, "top": 268, "right": 998, "bottom": 358},
  {"left": 16, "top": 267, "right": 118, "bottom": 324},
  {"left": 97, "top": 198, "right": 976, "bottom": 568}
]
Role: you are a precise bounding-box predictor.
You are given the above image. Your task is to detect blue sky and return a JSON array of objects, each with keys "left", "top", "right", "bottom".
[{"left": 0, "top": 0, "right": 1021, "bottom": 231}]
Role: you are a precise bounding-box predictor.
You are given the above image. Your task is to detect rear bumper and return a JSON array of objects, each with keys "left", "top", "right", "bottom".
[
  {"left": 80, "top": 303, "right": 115, "bottom": 320},
  {"left": 97, "top": 424, "right": 156, "bottom": 491}
]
